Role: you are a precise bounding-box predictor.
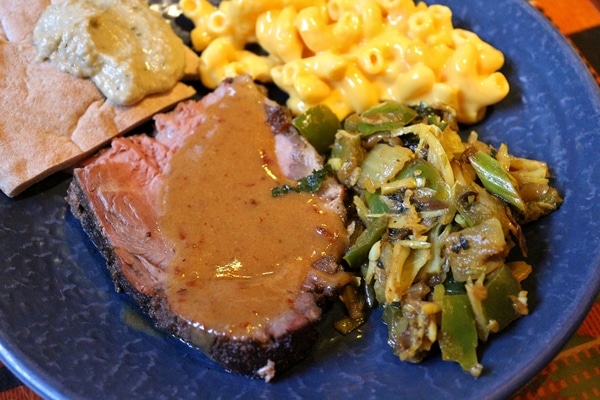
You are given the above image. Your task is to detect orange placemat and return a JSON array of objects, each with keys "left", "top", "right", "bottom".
[{"left": 512, "top": 296, "right": 600, "bottom": 399}]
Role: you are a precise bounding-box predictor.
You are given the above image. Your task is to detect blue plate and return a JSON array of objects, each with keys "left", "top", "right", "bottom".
[{"left": 2, "top": 0, "right": 600, "bottom": 398}]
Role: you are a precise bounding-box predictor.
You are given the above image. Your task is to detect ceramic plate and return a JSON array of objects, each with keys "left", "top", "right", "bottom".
[{"left": 2, "top": 0, "right": 600, "bottom": 398}]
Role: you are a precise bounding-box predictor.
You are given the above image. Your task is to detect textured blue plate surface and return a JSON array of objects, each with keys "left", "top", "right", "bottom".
[{"left": 2, "top": 0, "right": 600, "bottom": 399}]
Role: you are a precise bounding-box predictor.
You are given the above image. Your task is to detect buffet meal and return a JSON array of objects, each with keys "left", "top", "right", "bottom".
[{"left": 0, "top": 0, "right": 562, "bottom": 382}]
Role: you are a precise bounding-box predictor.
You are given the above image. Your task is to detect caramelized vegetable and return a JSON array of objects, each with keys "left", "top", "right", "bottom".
[{"left": 330, "top": 102, "right": 562, "bottom": 376}]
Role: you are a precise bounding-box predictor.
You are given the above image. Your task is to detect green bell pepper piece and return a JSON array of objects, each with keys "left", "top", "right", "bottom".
[
  {"left": 343, "top": 215, "right": 388, "bottom": 269},
  {"left": 343, "top": 101, "right": 418, "bottom": 136},
  {"left": 293, "top": 104, "right": 341, "bottom": 154},
  {"left": 364, "top": 191, "right": 389, "bottom": 215},
  {"left": 483, "top": 264, "right": 524, "bottom": 331},
  {"left": 439, "top": 293, "right": 482, "bottom": 377}
]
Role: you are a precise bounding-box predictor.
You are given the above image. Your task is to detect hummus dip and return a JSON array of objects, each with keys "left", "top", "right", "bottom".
[{"left": 33, "top": 0, "right": 187, "bottom": 105}]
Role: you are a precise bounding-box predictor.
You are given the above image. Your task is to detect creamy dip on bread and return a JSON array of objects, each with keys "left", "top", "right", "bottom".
[{"left": 33, "top": 0, "right": 186, "bottom": 105}]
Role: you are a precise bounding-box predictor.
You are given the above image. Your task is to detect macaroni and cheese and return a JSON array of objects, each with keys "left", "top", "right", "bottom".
[{"left": 180, "top": 0, "right": 509, "bottom": 123}]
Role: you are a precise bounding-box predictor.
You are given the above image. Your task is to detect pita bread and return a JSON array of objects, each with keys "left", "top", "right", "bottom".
[{"left": 0, "top": 0, "right": 197, "bottom": 197}]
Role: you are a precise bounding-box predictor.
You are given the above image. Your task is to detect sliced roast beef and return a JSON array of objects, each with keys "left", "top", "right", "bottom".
[{"left": 66, "top": 76, "right": 352, "bottom": 381}]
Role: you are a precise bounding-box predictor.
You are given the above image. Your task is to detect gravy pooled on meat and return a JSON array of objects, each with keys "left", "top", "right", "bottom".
[
  {"left": 67, "top": 76, "right": 352, "bottom": 380},
  {"left": 160, "top": 79, "right": 348, "bottom": 339}
]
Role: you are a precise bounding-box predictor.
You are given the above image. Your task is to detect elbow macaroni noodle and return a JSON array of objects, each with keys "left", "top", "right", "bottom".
[{"left": 180, "top": 0, "right": 509, "bottom": 123}]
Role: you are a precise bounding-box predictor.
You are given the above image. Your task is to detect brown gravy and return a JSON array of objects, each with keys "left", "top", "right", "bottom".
[{"left": 159, "top": 81, "right": 347, "bottom": 339}]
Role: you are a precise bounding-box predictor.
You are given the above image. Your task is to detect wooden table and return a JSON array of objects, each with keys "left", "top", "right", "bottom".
[{"left": 1, "top": 1, "right": 599, "bottom": 399}]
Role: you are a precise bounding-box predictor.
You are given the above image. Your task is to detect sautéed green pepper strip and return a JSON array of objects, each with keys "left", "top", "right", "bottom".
[
  {"left": 439, "top": 290, "right": 483, "bottom": 377},
  {"left": 343, "top": 101, "right": 418, "bottom": 135},
  {"left": 468, "top": 150, "right": 525, "bottom": 212}
]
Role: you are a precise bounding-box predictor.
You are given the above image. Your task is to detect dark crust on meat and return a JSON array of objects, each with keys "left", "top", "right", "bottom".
[
  {"left": 66, "top": 175, "right": 181, "bottom": 327},
  {"left": 210, "top": 325, "right": 318, "bottom": 377},
  {"left": 265, "top": 102, "right": 296, "bottom": 137},
  {"left": 67, "top": 174, "right": 322, "bottom": 380}
]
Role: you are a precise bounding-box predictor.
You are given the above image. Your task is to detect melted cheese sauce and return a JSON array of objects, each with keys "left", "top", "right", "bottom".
[{"left": 159, "top": 81, "right": 348, "bottom": 339}]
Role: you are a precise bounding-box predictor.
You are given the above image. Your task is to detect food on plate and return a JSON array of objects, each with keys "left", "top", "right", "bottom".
[
  {"left": 181, "top": 0, "right": 509, "bottom": 123},
  {"left": 66, "top": 76, "right": 354, "bottom": 382},
  {"left": 0, "top": 0, "right": 197, "bottom": 198},
  {"left": 0, "top": 0, "right": 561, "bottom": 381},
  {"left": 34, "top": 0, "right": 188, "bottom": 105},
  {"left": 318, "top": 101, "right": 562, "bottom": 376}
]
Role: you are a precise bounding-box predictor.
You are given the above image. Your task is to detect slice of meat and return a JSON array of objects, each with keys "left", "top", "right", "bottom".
[{"left": 67, "top": 76, "right": 352, "bottom": 381}]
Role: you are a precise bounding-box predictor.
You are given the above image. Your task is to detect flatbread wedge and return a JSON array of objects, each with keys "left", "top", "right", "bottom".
[{"left": 0, "top": 0, "right": 197, "bottom": 197}]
